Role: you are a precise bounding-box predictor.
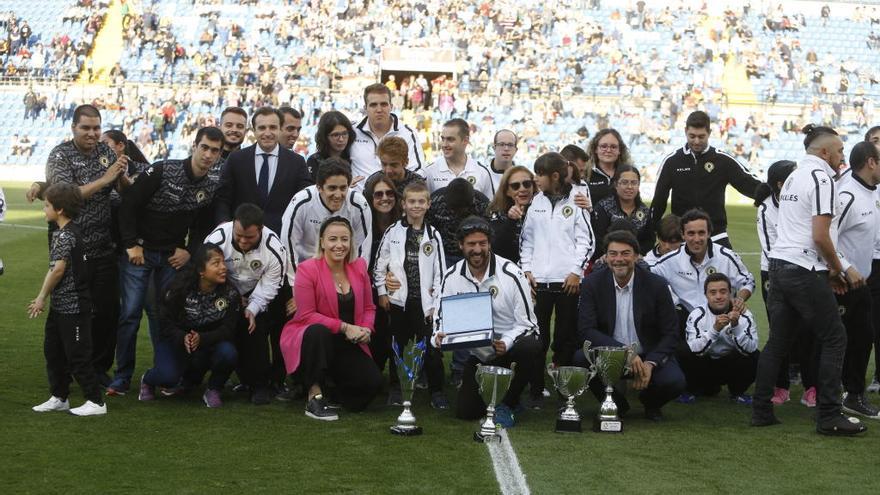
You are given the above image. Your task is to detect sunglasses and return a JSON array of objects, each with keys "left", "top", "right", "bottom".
[
  {"left": 508, "top": 180, "right": 534, "bottom": 191},
  {"left": 373, "top": 190, "right": 396, "bottom": 199}
]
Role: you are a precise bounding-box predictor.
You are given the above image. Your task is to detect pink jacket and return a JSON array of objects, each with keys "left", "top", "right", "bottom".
[{"left": 280, "top": 257, "right": 376, "bottom": 374}]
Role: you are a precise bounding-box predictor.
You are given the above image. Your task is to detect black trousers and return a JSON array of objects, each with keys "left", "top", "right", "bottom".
[
  {"left": 456, "top": 333, "right": 541, "bottom": 420},
  {"left": 838, "top": 286, "right": 873, "bottom": 394},
  {"left": 533, "top": 288, "right": 578, "bottom": 393},
  {"left": 680, "top": 351, "right": 759, "bottom": 397},
  {"left": 44, "top": 311, "right": 102, "bottom": 404},
  {"left": 755, "top": 261, "right": 846, "bottom": 423},
  {"left": 266, "top": 282, "right": 293, "bottom": 387},
  {"left": 87, "top": 253, "right": 119, "bottom": 376},
  {"left": 761, "top": 270, "right": 817, "bottom": 389},
  {"left": 867, "top": 260, "right": 880, "bottom": 381},
  {"left": 368, "top": 301, "right": 392, "bottom": 376},
  {"left": 235, "top": 310, "right": 272, "bottom": 389},
  {"left": 388, "top": 299, "right": 443, "bottom": 394},
  {"left": 298, "top": 324, "right": 382, "bottom": 412},
  {"left": 572, "top": 350, "right": 687, "bottom": 412}
]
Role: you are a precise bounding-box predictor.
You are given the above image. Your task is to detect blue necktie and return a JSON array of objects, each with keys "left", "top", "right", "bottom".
[{"left": 258, "top": 153, "right": 270, "bottom": 203}]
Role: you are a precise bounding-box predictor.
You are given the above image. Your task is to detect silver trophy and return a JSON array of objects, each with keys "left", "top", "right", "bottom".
[
  {"left": 390, "top": 337, "right": 426, "bottom": 436},
  {"left": 547, "top": 364, "right": 595, "bottom": 433},
  {"left": 474, "top": 364, "right": 515, "bottom": 443},
  {"left": 584, "top": 341, "right": 639, "bottom": 433}
]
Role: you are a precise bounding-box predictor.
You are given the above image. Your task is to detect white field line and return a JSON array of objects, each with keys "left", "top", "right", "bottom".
[
  {"left": 486, "top": 429, "right": 530, "bottom": 495},
  {"left": 1, "top": 223, "right": 46, "bottom": 231}
]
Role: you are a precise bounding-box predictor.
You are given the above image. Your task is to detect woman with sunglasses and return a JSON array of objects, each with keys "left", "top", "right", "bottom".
[
  {"left": 363, "top": 174, "right": 403, "bottom": 392},
  {"left": 585, "top": 128, "right": 632, "bottom": 205},
  {"left": 306, "top": 111, "right": 357, "bottom": 182},
  {"left": 592, "top": 165, "right": 654, "bottom": 259},
  {"left": 487, "top": 166, "right": 536, "bottom": 264}
]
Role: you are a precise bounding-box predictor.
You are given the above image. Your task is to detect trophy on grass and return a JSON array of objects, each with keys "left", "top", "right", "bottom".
[
  {"left": 474, "top": 364, "right": 515, "bottom": 443},
  {"left": 390, "top": 336, "right": 426, "bottom": 436},
  {"left": 584, "top": 340, "right": 639, "bottom": 433},
  {"left": 547, "top": 364, "right": 596, "bottom": 433}
]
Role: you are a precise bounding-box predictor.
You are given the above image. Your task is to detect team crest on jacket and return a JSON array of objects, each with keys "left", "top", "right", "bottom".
[
  {"left": 706, "top": 266, "right": 717, "bottom": 275},
  {"left": 763, "top": 280, "right": 770, "bottom": 291},
  {"left": 99, "top": 155, "right": 111, "bottom": 167},
  {"left": 562, "top": 205, "right": 574, "bottom": 218},
  {"left": 704, "top": 162, "right": 714, "bottom": 173},
  {"left": 489, "top": 285, "right": 499, "bottom": 298},
  {"left": 467, "top": 176, "right": 476, "bottom": 185},
  {"left": 215, "top": 297, "right": 229, "bottom": 311},
  {"left": 250, "top": 259, "right": 263, "bottom": 271},
  {"left": 635, "top": 210, "right": 645, "bottom": 221},
  {"left": 839, "top": 306, "right": 846, "bottom": 316},
  {"left": 423, "top": 243, "right": 433, "bottom": 256},
  {"left": 196, "top": 190, "right": 208, "bottom": 203}
]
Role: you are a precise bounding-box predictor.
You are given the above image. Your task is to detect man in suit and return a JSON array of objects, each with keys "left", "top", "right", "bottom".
[
  {"left": 572, "top": 230, "right": 686, "bottom": 420},
  {"left": 214, "top": 106, "right": 313, "bottom": 396},
  {"left": 215, "top": 106, "right": 313, "bottom": 236}
]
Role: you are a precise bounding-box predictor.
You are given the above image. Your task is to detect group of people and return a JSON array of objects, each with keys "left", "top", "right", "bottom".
[{"left": 21, "top": 80, "right": 880, "bottom": 437}]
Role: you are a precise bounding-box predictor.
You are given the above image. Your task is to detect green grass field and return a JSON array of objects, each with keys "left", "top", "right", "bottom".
[{"left": 1, "top": 181, "right": 878, "bottom": 494}]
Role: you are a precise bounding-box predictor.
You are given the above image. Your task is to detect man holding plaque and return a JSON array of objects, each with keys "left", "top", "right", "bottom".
[
  {"left": 573, "top": 230, "right": 686, "bottom": 421},
  {"left": 431, "top": 216, "right": 541, "bottom": 428}
]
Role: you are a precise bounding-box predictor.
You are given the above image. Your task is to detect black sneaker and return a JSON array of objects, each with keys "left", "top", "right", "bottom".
[
  {"left": 305, "top": 394, "right": 338, "bottom": 421},
  {"left": 387, "top": 387, "right": 403, "bottom": 407},
  {"left": 430, "top": 391, "right": 450, "bottom": 410},
  {"left": 251, "top": 386, "right": 271, "bottom": 406},
  {"left": 843, "top": 393, "right": 880, "bottom": 419},
  {"left": 644, "top": 407, "right": 664, "bottom": 422},
  {"left": 817, "top": 414, "right": 867, "bottom": 436}
]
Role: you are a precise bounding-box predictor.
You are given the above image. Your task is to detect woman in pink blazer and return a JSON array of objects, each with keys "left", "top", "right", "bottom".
[{"left": 280, "top": 216, "right": 382, "bottom": 420}]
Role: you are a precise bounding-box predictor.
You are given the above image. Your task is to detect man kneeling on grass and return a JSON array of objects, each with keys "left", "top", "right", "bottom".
[
  {"left": 431, "top": 216, "right": 541, "bottom": 428},
  {"left": 684, "top": 273, "right": 759, "bottom": 405}
]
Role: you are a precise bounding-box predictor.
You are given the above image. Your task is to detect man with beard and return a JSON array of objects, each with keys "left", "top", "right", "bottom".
[
  {"left": 219, "top": 107, "right": 248, "bottom": 162},
  {"left": 431, "top": 216, "right": 541, "bottom": 428},
  {"left": 488, "top": 130, "right": 519, "bottom": 190},
  {"left": 278, "top": 106, "right": 303, "bottom": 155}
]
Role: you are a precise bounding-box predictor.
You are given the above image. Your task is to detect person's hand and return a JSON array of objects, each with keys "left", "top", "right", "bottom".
[
  {"left": 27, "top": 296, "right": 46, "bottom": 318},
  {"left": 507, "top": 204, "right": 525, "bottom": 220},
  {"left": 285, "top": 296, "right": 297, "bottom": 316},
  {"left": 713, "top": 313, "right": 730, "bottom": 331},
  {"left": 185, "top": 330, "right": 200, "bottom": 353},
  {"left": 168, "top": 248, "right": 191, "bottom": 269},
  {"left": 26, "top": 182, "right": 41, "bottom": 202},
  {"left": 829, "top": 270, "right": 848, "bottom": 295},
  {"left": 244, "top": 309, "right": 256, "bottom": 333},
  {"left": 732, "top": 296, "right": 746, "bottom": 314},
  {"left": 629, "top": 355, "right": 653, "bottom": 390},
  {"left": 845, "top": 266, "right": 865, "bottom": 289},
  {"left": 563, "top": 273, "right": 581, "bottom": 295},
  {"left": 377, "top": 294, "right": 391, "bottom": 311},
  {"left": 351, "top": 175, "right": 365, "bottom": 187},
  {"left": 385, "top": 271, "right": 401, "bottom": 292},
  {"left": 493, "top": 339, "right": 507, "bottom": 356},
  {"left": 102, "top": 155, "right": 128, "bottom": 185},
  {"left": 574, "top": 192, "right": 592, "bottom": 211},
  {"left": 343, "top": 323, "right": 365, "bottom": 343},
  {"left": 433, "top": 331, "right": 446, "bottom": 348},
  {"left": 127, "top": 246, "right": 144, "bottom": 265},
  {"left": 728, "top": 310, "right": 741, "bottom": 327},
  {"left": 425, "top": 308, "right": 434, "bottom": 320}
]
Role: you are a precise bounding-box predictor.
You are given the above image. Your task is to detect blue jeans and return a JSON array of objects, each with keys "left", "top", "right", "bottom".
[
  {"left": 144, "top": 338, "right": 237, "bottom": 391},
  {"left": 112, "top": 249, "right": 177, "bottom": 384}
]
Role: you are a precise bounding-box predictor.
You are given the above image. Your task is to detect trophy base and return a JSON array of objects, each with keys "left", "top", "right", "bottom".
[
  {"left": 474, "top": 431, "right": 500, "bottom": 443},
  {"left": 390, "top": 425, "right": 423, "bottom": 436},
  {"left": 593, "top": 418, "right": 623, "bottom": 433},
  {"left": 555, "top": 418, "right": 582, "bottom": 433}
]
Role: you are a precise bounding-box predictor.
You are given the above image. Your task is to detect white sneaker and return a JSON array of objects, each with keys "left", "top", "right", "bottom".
[
  {"left": 32, "top": 396, "right": 69, "bottom": 412},
  {"left": 69, "top": 400, "right": 107, "bottom": 416},
  {"left": 867, "top": 378, "right": 880, "bottom": 394}
]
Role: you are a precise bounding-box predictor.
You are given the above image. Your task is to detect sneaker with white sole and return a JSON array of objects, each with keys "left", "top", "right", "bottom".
[
  {"left": 203, "top": 389, "right": 223, "bottom": 408},
  {"left": 843, "top": 393, "right": 880, "bottom": 419},
  {"left": 69, "top": 400, "right": 107, "bottom": 416},
  {"left": 771, "top": 387, "right": 790, "bottom": 405},
  {"left": 138, "top": 375, "right": 155, "bottom": 402},
  {"left": 32, "top": 396, "right": 69, "bottom": 412},
  {"left": 867, "top": 378, "right": 880, "bottom": 394},
  {"left": 305, "top": 394, "right": 338, "bottom": 421},
  {"left": 800, "top": 387, "right": 817, "bottom": 408}
]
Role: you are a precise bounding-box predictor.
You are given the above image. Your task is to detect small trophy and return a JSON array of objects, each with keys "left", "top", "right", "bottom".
[
  {"left": 474, "top": 364, "right": 514, "bottom": 443},
  {"left": 584, "top": 341, "right": 639, "bottom": 433},
  {"left": 390, "top": 337, "right": 426, "bottom": 436},
  {"left": 547, "top": 364, "right": 595, "bottom": 433}
]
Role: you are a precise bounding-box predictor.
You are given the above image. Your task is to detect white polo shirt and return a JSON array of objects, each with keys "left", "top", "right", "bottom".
[
  {"left": 836, "top": 171, "right": 879, "bottom": 277},
  {"left": 420, "top": 155, "right": 495, "bottom": 199},
  {"left": 772, "top": 154, "right": 850, "bottom": 272}
]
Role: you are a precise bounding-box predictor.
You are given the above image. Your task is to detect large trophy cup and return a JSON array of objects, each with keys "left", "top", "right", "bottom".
[
  {"left": 547, "top": 364, "right": 595, "bottom": 433},
  {"left": 473, "top": 364, "right": 515, "bottom": 442},
  {"left": 390, "top": 337, "right": 426, "bottom": 436},
  {"left": 584, "top": 341, "right": 639, "bottom": 433}
]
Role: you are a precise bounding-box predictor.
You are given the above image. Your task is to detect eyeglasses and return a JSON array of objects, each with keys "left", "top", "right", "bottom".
[
  {"left": 373, "top": 190, "right": 396, "bottom": 199},
  {"left": 508, "top": 180, "right": 534, "bottom": 191},
  {"left": 617, "top": 180, "right": 639, "bottom": 187},
  {"left": 328, "top": 131, "right": 349, "bottom": 140},
  {"left": 494, "top": 142, "right": 517, "bottom": 149},
  {"left": 598, "top": 144, "right": 619, "bottom": 151}
]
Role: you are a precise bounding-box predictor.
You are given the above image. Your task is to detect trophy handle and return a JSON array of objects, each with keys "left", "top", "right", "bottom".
[{"left": 583, "top": 340, "right": 594, "bottom": 367}]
